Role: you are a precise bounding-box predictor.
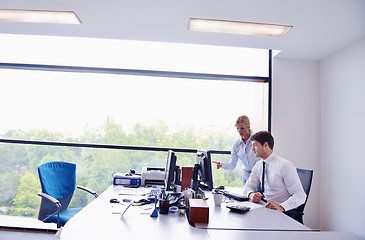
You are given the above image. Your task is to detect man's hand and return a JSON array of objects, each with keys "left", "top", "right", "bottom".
[
  {"left": 212, "top": 161, "right": 222, "bottom": 169},
  {"left": 265, "top": 200, "right": 284, "bottom": 212},
  {"left": 249, "top": 192, "right": 263, "bottom": 203}
]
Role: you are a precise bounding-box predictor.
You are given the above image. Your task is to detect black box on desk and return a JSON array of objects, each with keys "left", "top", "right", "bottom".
[{"left": 189, "top": 199, "right": 209, "bottom": 223}]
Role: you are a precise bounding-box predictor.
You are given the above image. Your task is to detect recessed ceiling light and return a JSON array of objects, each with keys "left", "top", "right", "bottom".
[
  {"left": 0, "top": 9, "right": 81, "bottom": 24},
  {"left": 189, "top": 18, "right": 292, "bottom": 37}
]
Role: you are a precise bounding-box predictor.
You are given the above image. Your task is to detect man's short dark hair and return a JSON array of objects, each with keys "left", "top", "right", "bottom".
[{"left": 250, "top": 131, "right": 274, "bottom": 150}]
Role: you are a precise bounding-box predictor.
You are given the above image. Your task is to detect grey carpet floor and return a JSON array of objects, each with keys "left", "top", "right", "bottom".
[{"left": 0, "top": 229, "right": 58, "bottom": 240}]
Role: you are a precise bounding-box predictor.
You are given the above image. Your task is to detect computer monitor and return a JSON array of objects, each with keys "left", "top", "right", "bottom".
[
  {"left": 164, "top": 150, "right": 177, "bottom": 191},
  {"left": 193, "top": 150, "right": 213, "bottom": 190}
]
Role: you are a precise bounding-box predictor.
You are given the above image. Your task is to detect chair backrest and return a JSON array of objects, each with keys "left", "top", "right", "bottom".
[
  {"left": 296, "top": 168, "right": 313, "bottom": 212},
  {"left": 38, "top": 161, "right": 76, "bottom": 220}
]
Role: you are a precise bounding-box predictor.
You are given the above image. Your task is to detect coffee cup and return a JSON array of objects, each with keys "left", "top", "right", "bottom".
[{"left": 213, "top": 192, "right": 225, "bottom": 206}]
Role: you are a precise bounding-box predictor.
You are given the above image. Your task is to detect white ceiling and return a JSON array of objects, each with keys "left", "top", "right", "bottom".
[{"left": 0, "top": 0, "right": 365, "bottom": 61}]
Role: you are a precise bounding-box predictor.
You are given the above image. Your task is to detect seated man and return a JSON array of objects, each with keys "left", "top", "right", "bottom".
[{"left": 242, "top": 131, "right": 306, "bottom": 213}]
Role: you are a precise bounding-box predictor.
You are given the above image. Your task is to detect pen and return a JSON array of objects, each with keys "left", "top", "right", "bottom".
[
  {"left": 133, "top": 203, "right": 145, "bottom": 206},
  {"left": 162, "top": 190, "right": 166, "bottom": 199}
]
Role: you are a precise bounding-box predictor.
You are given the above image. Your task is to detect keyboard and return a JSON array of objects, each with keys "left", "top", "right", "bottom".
[
  {"left": 222, "top": 191, "right": 249, "bottom": 201},
  {"left": 226, "top": 204, "right": 250, "bottom": 213},
  {"left": 148, "top": 188, "right": 163, "bottom": 197}
]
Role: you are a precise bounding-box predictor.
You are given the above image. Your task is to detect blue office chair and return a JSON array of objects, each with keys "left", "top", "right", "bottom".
[
  {"left": 284, "top": 168, "right": 313, "bottom": 224},
  {"left": 37, "top": 161, "right": 98, "bottom": 228}
]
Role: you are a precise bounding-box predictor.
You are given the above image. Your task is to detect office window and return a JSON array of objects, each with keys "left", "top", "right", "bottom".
[
  {"left": 0, "top": 34, "right": 270, "bottom": 224},
  {"left": 0, "top": 67, "right": 268, "bottom": 219},
  {"left": 0, "top": 68, "right": 268, "bottom": 144}
]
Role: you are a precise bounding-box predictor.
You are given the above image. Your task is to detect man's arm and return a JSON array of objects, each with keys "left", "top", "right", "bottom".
[
  {"left": 279, "top": 162, "right": 307, "bottom": 211},
  {"left": 242, "top": 161, "right": 261, "bottom": 197}
]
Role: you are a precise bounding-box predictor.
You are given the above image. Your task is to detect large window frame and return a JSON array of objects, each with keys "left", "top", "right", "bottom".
[{"left": 0, "top": 49, "right": 272, "bottom": 229}]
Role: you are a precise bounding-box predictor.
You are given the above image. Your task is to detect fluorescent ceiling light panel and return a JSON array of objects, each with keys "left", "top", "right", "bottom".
[
  {"left": 0, "top": 9, "right": 81, "bottom": 24},
  {"left": 189, "top": 18, "right": 292, "bottom": 37}
]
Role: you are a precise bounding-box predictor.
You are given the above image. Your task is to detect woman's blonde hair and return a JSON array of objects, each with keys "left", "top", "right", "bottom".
[{"left": 235, "top": 115, "right": 252, "bottom": 133}]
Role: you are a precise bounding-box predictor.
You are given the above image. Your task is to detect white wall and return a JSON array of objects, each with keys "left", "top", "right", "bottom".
[
  {"left": 272, "top": 58, "right": 320, "bottom": 230},
  {"left": 320, "top": 38, "right": 365, "bottom": 238},
  {"left": 273, "top": 37, "right": 365, "bottom": 237}
]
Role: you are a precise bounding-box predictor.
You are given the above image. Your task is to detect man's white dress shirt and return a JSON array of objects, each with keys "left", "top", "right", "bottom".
[{"left": 242, "top": 153, "right": 306, "bottom": 211}]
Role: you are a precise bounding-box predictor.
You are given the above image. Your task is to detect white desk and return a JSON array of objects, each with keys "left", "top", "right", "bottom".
[
  {"left": 207, "top": 229, "right": 364, "bottom": 240},
  {"left": 61, "top": 186, "right": 360, "bottom": 240},
  {"left": 195, "top": 191, "right": 310, "bottom": 231},
  {"left": 61, "top": 186, "right": 209, "bottom": 240}
]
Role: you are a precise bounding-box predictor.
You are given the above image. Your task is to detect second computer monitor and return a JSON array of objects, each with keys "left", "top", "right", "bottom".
[
  {"left": 164, "top": 150, "right": 177, "bottom": 191},
  {"left": 196, "top": 150, "right": 213, "bottom": 190}
]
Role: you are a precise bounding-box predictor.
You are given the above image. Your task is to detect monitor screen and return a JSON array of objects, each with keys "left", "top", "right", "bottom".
[
  {"left": 196, "top": 150, "right": 213, "bottom": 190},
  {"left": 164, "top": 150, "right": 177, "bottom": 191}
]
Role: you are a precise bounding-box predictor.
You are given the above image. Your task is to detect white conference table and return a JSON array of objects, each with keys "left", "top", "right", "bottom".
[
  {"left": 60, "top": 185, "right": 361, "bottom": 240},
  {"left": 195, "top": 190, "right": 310, "bottom": 231},
  {"left": 207, "top": 229, "right": 364, "bottom": 240},
  {"left": 61, "top": 185, "right": 209, "bottom": 240}
]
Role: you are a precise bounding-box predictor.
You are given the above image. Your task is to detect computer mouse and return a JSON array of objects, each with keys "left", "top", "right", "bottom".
[
  {"left": 217, "top": 185, "right": 225, "bottom": 190},
  {"left": 110, "top": 198, "right": 119, "bottom": 203}
]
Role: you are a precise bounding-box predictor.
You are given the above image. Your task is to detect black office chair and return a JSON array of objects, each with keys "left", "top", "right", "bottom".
[
  {"left": 284, "top": 168, "right": 313, "bottom": 224},
  {"left": 37, "top": 161, "right": 98, "bottom": 228}
]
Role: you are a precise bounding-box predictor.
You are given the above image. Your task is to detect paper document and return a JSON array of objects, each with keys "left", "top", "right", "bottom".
[
  {"left": 238, "top": 201, "right": 264, "bottom": 210},
  {"left": 118, "top": 187, "right": 150, "bottom": 196}
]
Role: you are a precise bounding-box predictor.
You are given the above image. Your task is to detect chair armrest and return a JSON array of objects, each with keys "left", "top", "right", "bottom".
[
  {"left": 37, "top": 192, "right": 60, "bottom": 205},
  {"left": 37, "top": 192, "right": 62, "bottom": 228},
  {"left": 77, "top": 185, "right": 98, "bottom": 198}
]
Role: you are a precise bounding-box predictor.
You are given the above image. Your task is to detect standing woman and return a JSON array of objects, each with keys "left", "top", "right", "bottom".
[{"left": 213, "top": 115, "right": 260, "bottom": 186}]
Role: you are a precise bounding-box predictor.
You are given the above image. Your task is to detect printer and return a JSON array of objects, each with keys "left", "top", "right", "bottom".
[{"left": 141, "top": 167, "right": 165, "bottom": 186}]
